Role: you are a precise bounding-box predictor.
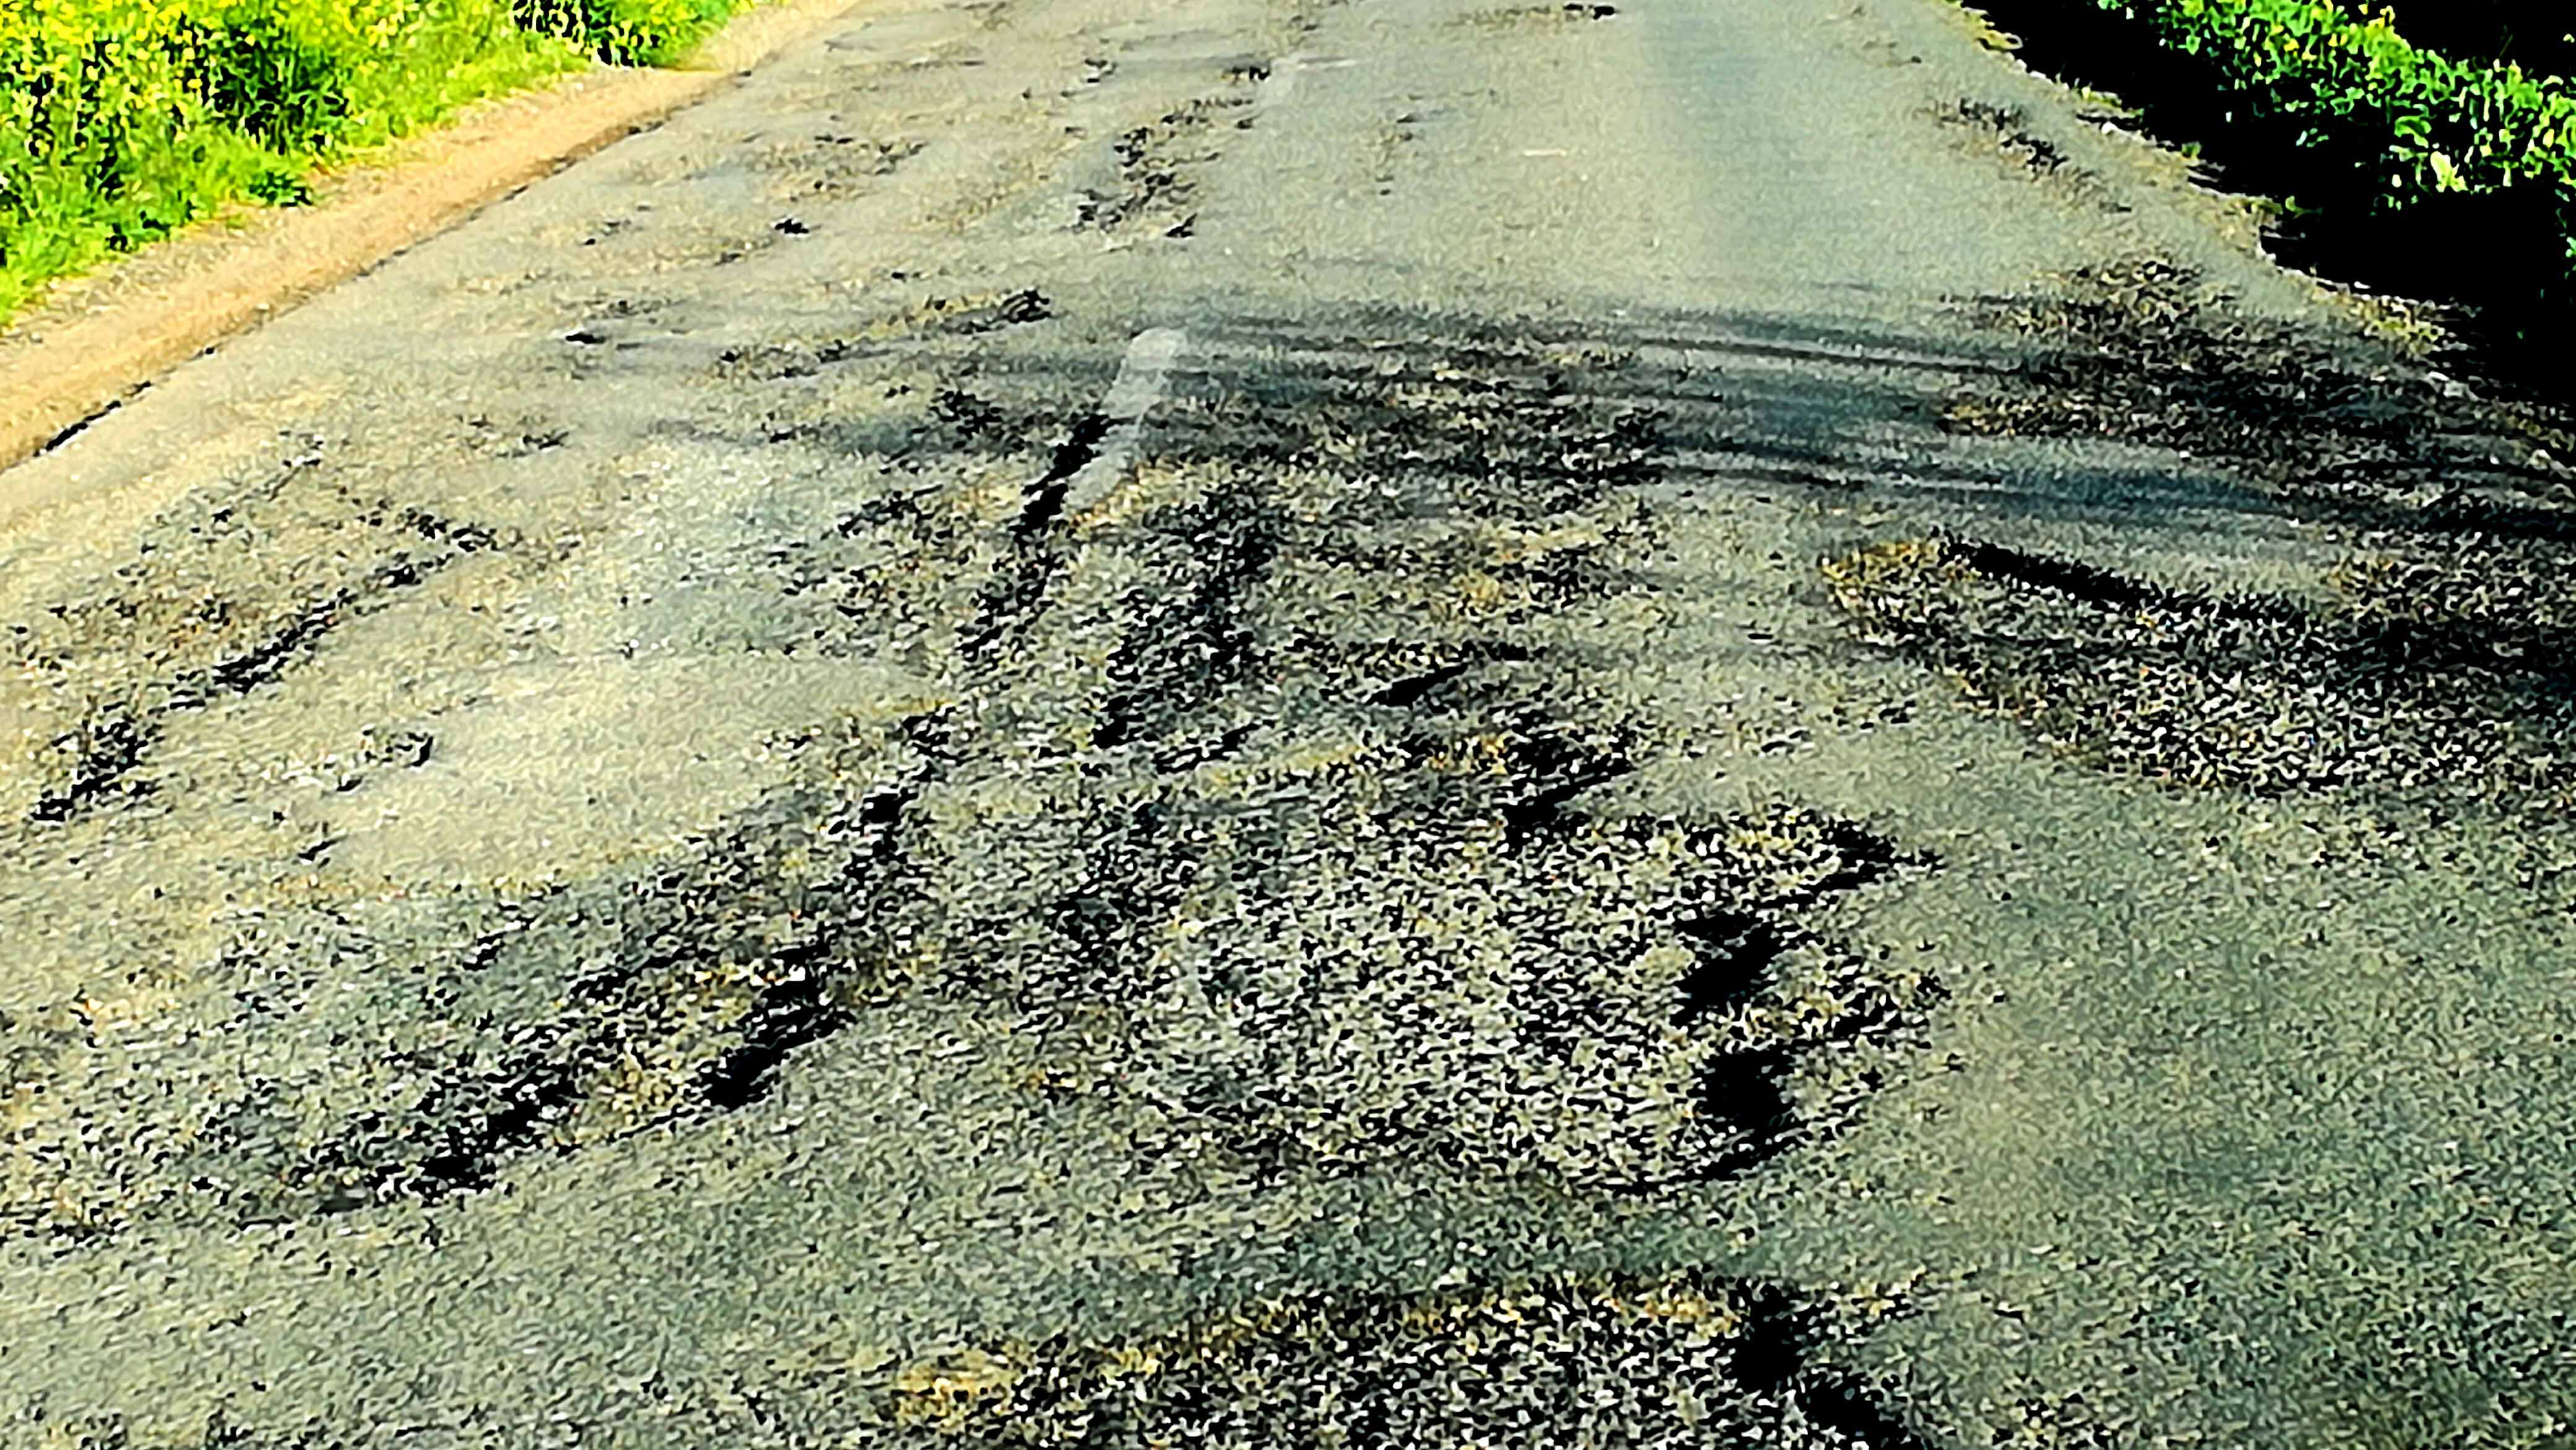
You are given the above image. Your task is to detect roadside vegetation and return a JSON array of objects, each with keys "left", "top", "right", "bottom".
[
  {"left": 2369, "top": 0, "right": 2576, "bottom": 79},
  {"left": 1972, "top": 0, "right": 2576, "bottom": 364},
  {"left": 2096, "top": 1, "right": 2576, "bottom": 206},
  {"left": 0, "top": 0, "right": 759, "bottom": 326}
]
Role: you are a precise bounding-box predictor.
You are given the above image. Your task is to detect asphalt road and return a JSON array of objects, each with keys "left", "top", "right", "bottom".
[{"left": 8, "top": 1, "right": 2576, "bottom": 1446}]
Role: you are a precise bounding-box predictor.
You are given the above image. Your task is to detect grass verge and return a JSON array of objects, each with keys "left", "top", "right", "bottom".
[{"left": 0, "top": 0, "right": 765, "bottom": 328}]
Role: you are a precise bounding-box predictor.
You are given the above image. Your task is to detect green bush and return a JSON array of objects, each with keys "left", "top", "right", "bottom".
[
  {"left": 2083, "top": 0, "right": 2576, "bottom": 334},
  {"left": 178, "top": 5, "right": 364, "bottom": 152},
  {"left": 2107, "top": 2, "right": 2576, "bottom": 197},
  {"left": 0, "top": 0, "right": 759, "bottom": 326},
  {"left": 2368, "top": 0, "right": 2576, "bottom": 79},
  {"left": 513, "top": 0, "right": 735, "bottom": 66}
]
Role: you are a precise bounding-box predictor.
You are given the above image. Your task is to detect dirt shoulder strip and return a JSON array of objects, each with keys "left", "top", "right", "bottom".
[{"left": 0, "top": 0, "right": 878, "bottom": 483}]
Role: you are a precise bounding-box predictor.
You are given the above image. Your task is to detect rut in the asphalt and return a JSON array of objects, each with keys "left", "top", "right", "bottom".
[{"left": 3, "top": 462, "right": 502, "bottom": 826}]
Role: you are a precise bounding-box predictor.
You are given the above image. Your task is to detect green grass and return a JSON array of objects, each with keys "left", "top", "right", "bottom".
[{"left": 0, "top": 0, "right": 764, "bottom": 328}]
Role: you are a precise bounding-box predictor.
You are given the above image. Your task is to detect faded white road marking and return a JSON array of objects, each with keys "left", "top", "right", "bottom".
[
  {"left": 1258, "top": 53, "right": 1353, "bottom": 108},
  {"left": 1063, "top": 326, "right": 1190, "bottom": 518},
  {"left": 1261, "top": 55, "right": 1305, "bottom": 103}
]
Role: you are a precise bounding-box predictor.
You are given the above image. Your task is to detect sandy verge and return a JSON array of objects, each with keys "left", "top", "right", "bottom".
[{"left": 0, "top": 0, "right": 877, "bottom": 480}]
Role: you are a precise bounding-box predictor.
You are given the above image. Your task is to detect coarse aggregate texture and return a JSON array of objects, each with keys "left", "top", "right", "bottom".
[
  {"left": 8, "top": 0, "right": 2576, "bottom": 1448},
  {"left": 856, "top": 1269, "right": 1930, "bottom": 1447},
  {"left": 1827, "top": 253, "right": 2576, "bottom": 904}
]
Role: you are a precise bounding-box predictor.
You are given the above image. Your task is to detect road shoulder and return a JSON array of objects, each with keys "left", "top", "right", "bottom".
[{"left": 0, "top": 0, "right": 879, "bottom": 484}]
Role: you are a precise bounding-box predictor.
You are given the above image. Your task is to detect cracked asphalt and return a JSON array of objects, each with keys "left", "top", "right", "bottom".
[{"left": 7, "top": 1, "right": 2576, "bottom": 1446}]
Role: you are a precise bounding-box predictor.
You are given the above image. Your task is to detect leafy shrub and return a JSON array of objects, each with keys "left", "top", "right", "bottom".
[
  {"left": 2367, "top": 0, "right": 2576, "bottom": 79},
  {"left": 513, "top": 0, "right": 734, "bottom": 65},
  {"left": 175, "top": 3, "right": 364, "bottom": 152},
  {"left": 2085, "top": 0, "right": 2576, "bottom": 336},
  {"left": 0, "top": 0, "right": 759, "bottom": 324}
]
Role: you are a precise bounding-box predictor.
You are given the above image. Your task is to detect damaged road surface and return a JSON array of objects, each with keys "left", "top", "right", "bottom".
[{"left": 7, "top": 0, "right": 2576, "bottom": 1446}]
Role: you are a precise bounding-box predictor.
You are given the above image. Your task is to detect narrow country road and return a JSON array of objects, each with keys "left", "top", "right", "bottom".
[{"left": 7, "top": 1, "right": 2576, "bottom": 1446}]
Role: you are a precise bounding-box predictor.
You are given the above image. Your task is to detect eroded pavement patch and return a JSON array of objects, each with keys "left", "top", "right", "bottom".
[
  {"left": 858, "top": 1268, "right": 1928, "bottom": 1448},
  {"left": 0, "top": 324, "right": 1944, "bottom": 1230},
  {"left": 0, "top": 305, "right": 1958, "bottom": 1445},
  {"left": 1827, "top": 254, "right": 2576, "bottom": 893}
]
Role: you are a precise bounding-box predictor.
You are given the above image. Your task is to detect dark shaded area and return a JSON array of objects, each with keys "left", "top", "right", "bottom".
[
  {"left": 2372, "top": 0, "right": 2576, "bottom": 79},
  {"left": 1734, "top": 1279, "right": 1942, "bottom": 1449},
  {"left": 695, "top": 961, "right": 856, "bottom": 1110},
  {"left": 1676, "top": 911, "right": 1787, "bottom": 1021},
  {"left": 1801, "top": 815, "right": 1933, "bottom": 901},
  {"left": 1016, "top": 411, "right": 1115, "bottom": 536},
  {"left": 1697, "top": 1042, "right": 1796, "bottom": 1156},
  {"left": 1368, "top": 659, "right": 1475, "bottom": 708},
  {"left": 1496, "top": 762, "right": 1633, "bottom": 842},
  {"left": 1954, "top": 536, "right": 2202, "bottom": 615},
  {"left": 38, "top": 396, "right": 126, "bottom": 455},
  {"left": 1936, "top": 255, "right": 2576, "bottom": 593}
]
